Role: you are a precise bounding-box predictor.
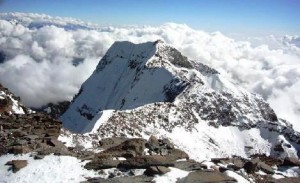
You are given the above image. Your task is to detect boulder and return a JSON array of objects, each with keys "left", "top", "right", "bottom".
[
  {"left": 146, "top": 137, "right": 175, "bottom": 155},
  {"left": 144, "top": 166, "right": 171, "bottom": 176},
  {"left": 11, "top": 160, "right": 28, "bottom": 173},
  {"left": 99, "top": 137, "right": 128, "bottom": 149},
  {"left": 102, "top": 138, "right": 146, "bottom": 157},
  {"left": 148, "top": 135, "right": 158, "bottom": 143},
  {"left": 243, "top": 158, "right": 259, "bottom": 174},
  {"left": 258, "top": 162, "right": 275, "bottom": 174},
  {"left": 118, "top": 155, "right": 175, "bottom": 169},
  {"left": 35, "top": 141, "right": 71, "bottom": 156},
  {"left": 174, "top": 159, "right": 207, "bottom": 171},
  {"left": 121, "top": 139, "right": 146, "bottom": 156},
  {"left": 85, "top": 159, "right": 121, "bottom": 170},
  {"left": 166, "top": 149, "right": 189, "bottom": 161},
  {"left": 177, "top": 170, "right": 237, "bottom": 183},
  {"left": 231, "top": 157, "right": 245, "bottom": 169}
]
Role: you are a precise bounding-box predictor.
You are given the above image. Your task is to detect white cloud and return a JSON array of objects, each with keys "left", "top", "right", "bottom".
[{"left": 0, "top": 13, "right": 299, "bottom": 131}]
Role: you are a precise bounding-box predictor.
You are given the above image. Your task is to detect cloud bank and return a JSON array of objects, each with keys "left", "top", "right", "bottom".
[{"left": 0, "top": 12, "right": 299, "bottom": 130}]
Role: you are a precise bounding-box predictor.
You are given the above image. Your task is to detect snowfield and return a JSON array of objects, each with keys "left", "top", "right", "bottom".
[{"left": 0, "top": 154, "right": 99, "bottom": 183}]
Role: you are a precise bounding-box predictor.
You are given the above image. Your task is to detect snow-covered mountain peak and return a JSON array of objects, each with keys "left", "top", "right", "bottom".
[
  {"left": 61, "top": 41, "right": 300, "bottom": 161},
  {"left": 61, "top": 41, "right": 200, "bottom": 132},
  {"left": 95, "top": 40, "right": 193, "bottom": 72}
]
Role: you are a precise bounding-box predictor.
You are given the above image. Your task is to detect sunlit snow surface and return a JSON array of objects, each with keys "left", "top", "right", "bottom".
[
  {"left": 0, "top": 154, "right": 98, "bottom": 183},
  {"left": 152, "top": 167, "right": 189, "bottom": 183}
]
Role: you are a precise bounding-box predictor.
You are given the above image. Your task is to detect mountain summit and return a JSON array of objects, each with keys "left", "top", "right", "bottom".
[{"left": 61, "top": 41, "right": 300, "bottom": 161}]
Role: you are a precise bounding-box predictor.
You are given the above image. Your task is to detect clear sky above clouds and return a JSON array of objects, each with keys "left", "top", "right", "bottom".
[{"left": 0, "top": 0, "right": 300, "bottom": 35}]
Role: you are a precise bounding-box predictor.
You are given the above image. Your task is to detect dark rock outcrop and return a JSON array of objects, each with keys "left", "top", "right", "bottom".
[{"left": 144, "top": 166, "right": 171, "bottom": 176}]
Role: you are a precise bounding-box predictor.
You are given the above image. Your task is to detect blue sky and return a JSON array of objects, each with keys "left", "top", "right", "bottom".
[{"left": 0, "top": 0, "right": 299, "bottom": 36}]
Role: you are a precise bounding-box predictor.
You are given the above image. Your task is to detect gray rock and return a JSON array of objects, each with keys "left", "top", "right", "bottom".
[
  {"left": 99, "top": 137, "right": 128, "bottom": 149},
  {"left": 102, "top": 138, "right": 146, "bottom": 157},
  {"left": 148, "top": 135, "right": 158, "bottom": 145},
  {"left": 174, "top": 160, "right": 207, "bottom": 171},
  {"left": 177, "top": 170, "right": 237, "bottom": 183},
  {"left": 85, "top": 159, "right": 121, "bottom": 170},
  {"left": 167, "top": 149, "right": 189, "bottom": 161},
  {"left": 258, "top": 162, "right": 275, "bottom": 174},
  {"left": 24, "top": 135, "right": 39, "bottom": 141},
  {"left": 118, "top": 155, "right": 174, "bottom": 169},
  {"left": 11, "top": 160, "right": 28, "bottom": 173},
  {"left": 8, "top": 145, "right": 32, "bottom": 154},
  {"left": 232, "top": 157, "right": 244, "bottom": 169}
]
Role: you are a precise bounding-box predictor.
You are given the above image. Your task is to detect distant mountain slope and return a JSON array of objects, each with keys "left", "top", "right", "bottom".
[
  {"left": 0, "top": 84, "right": 27, "bottom": 115},
  {"left": 61, "top": 41, "right": 300, "bottom": 161}
]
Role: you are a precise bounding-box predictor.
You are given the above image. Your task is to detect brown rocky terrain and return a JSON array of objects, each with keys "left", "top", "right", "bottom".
[{"left": 1, "top": 109, "right": 300, "bottom": 182}]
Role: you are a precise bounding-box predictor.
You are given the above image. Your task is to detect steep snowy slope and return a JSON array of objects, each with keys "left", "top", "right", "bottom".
[
  {"left": 0, "top": 84, "right": 26, "bottom": 115},
  {"left": 61, "top": 41, "right": 300, "bottom": 160}
]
